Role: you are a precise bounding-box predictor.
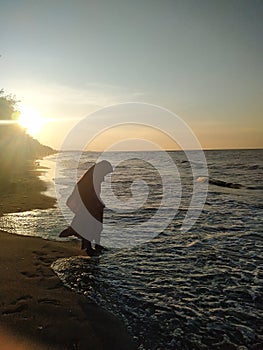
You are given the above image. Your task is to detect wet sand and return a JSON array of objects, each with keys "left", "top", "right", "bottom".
[
  {"left": 0, "top": 231, "right": 135, "bottom": 349},
  {"left": 0, "top": 163, "right": 56, "bottom": 216}
]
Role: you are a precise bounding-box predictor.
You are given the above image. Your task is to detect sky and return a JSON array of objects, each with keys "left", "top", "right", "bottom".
[{"left": 0, "top": 0, "right": 262, "bottom": 150}]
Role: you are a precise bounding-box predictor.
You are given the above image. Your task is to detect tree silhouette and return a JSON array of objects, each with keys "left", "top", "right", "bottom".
[
  {"left": 0, "top": 90, "right": 55, "bottom": 185},
  {"left": 0, "top": 89, "right": 20, "bottom": 120}
]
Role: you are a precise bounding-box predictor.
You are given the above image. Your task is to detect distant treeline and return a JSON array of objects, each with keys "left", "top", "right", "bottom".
[{"left": 0, "top": 90, "right": 55, "bottom": 181}]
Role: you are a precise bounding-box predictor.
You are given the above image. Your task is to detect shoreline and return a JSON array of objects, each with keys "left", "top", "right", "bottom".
[
  {"left": 0, "top": 159, "right": 56, "bottom": 217},
  {"left": 0, "top": 230, "right": 135, "bottom": 349},
  {"left": 0, "top": 159, "right": 136, "bottom": 349}
]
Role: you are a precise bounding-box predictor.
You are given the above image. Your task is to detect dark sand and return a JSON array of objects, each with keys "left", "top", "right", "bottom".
[
  {"left": 0, "top": 231, "right": 135, "bottom": 350},
  {"left": 0, "top": 164, "right": 56, "bottom": 216},
  {"left": 0, "top": 164, "right": 135, "bottom": 349}
]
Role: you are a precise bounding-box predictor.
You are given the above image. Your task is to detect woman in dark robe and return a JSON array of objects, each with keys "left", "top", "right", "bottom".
[{"left": 60, "top": 160, "right": 113, "bottom": 256}]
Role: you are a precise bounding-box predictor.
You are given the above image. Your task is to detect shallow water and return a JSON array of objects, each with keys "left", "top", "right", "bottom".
[{"left": 1, "top": 149, "right": 263, "bottom": 349}]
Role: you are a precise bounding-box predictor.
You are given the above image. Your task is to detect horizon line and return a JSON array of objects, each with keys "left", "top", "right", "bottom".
[{"left": 56, "top": 147, "right": 263, "bottom": 153}]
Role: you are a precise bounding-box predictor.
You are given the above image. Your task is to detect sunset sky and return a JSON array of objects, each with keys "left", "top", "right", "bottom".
[{"left": 0, "top": 0, "right": 262, "bottom": 150}]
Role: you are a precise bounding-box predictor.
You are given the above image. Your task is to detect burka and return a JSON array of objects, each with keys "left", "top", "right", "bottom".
[{"left": 60, "top": 160, "right": 113, "bottom": 255}]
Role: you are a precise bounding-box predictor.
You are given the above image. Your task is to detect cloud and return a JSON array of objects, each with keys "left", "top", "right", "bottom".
[{"left": 7, "top": 81, "right": 145, "bottom": 123}]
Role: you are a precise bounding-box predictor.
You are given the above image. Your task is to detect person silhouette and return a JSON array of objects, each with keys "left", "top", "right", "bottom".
[{"left": 60, "top": 160, "right": 113, "bottom": 256}]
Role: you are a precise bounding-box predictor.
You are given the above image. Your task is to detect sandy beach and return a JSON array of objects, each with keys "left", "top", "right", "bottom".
[
  {"left": 0, "top": 230, "right": 135, "bottom": 349},
  {"left": 0, "top": 163, "right": 56, "bottom": 216},
  {"left": 0, "top": 164, "right": 135, "bottom": 350}
]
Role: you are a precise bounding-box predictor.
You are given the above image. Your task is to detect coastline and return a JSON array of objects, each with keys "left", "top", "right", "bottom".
[
  {"left": 0, "top": 230, "right": 135, "bottom": 349},
  {"left": 0, "top": 160, "right": 56, "bottom": 217},
  {"left": 0, "top": 160, "right": 135, "bottom": 349}
]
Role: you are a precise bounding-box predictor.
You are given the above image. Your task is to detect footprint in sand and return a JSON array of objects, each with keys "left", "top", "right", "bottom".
[
  {"left": 38, "top": 256, "right": 53, "bottom": 264},
  {"left": 38, "top": 298, "right": 61, "bottom": 306},
  {"left": 32, "top": 250, "right": 46, "bottom": 256},
  {"left": 2, "top": 303, "right": 28, "bottom": 315},
  {"left": 20, "top": 271, "right": 41, "bottom": 278},
  {"left": 11, "top": 295, "right": 32, "bottom": 304}
]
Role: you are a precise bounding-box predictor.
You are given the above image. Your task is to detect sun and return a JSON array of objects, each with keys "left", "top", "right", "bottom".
[{"left": 18, "top": 105, "right": 45, "bottom": 136}]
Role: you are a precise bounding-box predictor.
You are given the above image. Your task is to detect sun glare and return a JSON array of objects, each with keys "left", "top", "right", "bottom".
[{"left": 18, "top": 105, "right": 45, "bottom": 136}]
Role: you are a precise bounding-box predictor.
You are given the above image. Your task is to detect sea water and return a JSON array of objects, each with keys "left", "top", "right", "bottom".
[{"left": 0, "top": 149, "right": 262, "bottom": 349}]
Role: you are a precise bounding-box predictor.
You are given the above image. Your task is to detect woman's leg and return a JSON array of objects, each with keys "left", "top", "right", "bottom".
[
  {"left": 59, "top": 226, "right": 77, "bottom": 237},
  {"left": 94, "top": 228, "right": 107, "bottom": 253},
  {"left": 82, "top": 238, "right": 97, "bottom": 256}
]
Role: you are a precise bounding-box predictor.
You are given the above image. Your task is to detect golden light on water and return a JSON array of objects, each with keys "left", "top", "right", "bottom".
[{"left": 18, "top": 105, "right": 45, "bottom": 136}]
